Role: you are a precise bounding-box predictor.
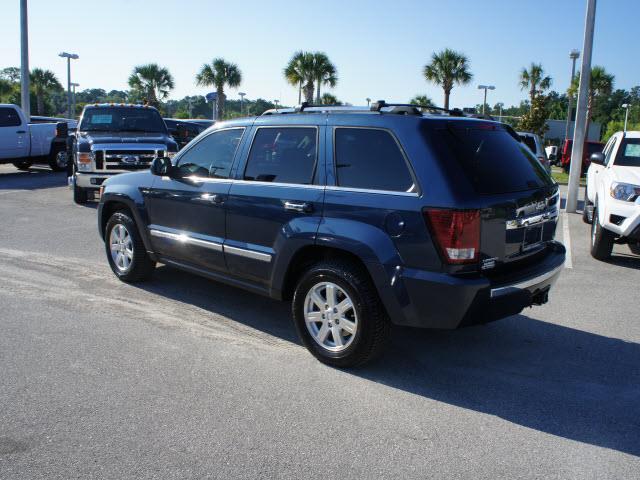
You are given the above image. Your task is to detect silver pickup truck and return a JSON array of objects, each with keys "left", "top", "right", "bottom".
[{"left": 0, "top": 104, "right": 73, "bottom": 171}]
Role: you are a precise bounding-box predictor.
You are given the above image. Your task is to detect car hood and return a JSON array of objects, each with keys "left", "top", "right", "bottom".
[
  {"left": 611, "top": 166, "right": 640, "bottom": 185},
  {"left": 78, "top": 131, "right": 170, "bottom": 145}
]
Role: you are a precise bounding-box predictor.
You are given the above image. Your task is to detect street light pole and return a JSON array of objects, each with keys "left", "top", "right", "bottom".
[
  {"left": 58, "top": 52, "right": 79, "bottom": 119},
  {"left": 70, "top": 82, "right": 79, "bottom": 118},
  {"left": 239, "top": 92, "right": 246, "bottom": 115},
  {"left": 366, "top": 98, "right": 371, "bottom": 107},
  {"left": 477, "top": 85, "right": 495, "bottom": 115},
  {"left": 274, "top": 99, "right": 280, "bottom": 109},
  {"left": 19, "top": 0, "right": 30, "bottom": 119},
  {"left": 567, "top": 0, "right": 597, "bottom": 213},
  {"left": 565, "top": 49, "right": 580, "bottom": 140},
  {"left": 622, "top": 103, "right": 630, "bottom": 132}
]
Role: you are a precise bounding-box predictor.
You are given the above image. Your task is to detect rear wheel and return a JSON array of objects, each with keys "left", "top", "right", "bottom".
[
  {"left": 105, "top": 211, "right": 155, "bottom": 282},
  {"left": 590, "top": 206, "right": 614, "bottom": 260},
  {"left": 582, "top": 185, "right": 593, "bottom": 224},
  {"left": 12, "top": 160, "right": 31, "bottom": 171},
  {"left": 292, "top": 260, "right": 390, "bottom": 368}
]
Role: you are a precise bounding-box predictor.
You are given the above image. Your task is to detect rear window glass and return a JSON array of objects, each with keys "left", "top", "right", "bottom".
[
  {"left": 0, "top": 107, "right": 21, "bottom": 127},
  {"left": 614, "top": 139, "right": 640, "bottom": 167},
  {"left": 426, "top": 122, "right": 553, "bottom": 194}
]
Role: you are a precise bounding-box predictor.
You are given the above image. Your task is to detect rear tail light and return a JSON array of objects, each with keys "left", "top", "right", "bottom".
[{"left": 424, "top": 209, "right": 481, "bottom": 264}]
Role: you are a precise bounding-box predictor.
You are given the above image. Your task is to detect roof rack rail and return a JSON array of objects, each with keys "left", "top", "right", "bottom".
[
  {"left": 370, "top": 100, "right": 465, "bottom": 117},
  {"left": 261, "top": 102, "right": 369, "bottom": 116}
]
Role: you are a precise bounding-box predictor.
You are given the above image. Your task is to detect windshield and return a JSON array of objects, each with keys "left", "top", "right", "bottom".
[
  {"left": 79, "top": 107, "right": 166, "bottom": 133},
  {"left": 425, "top": 122, "right": 554, "bottom": 195},
  {"left": 614, "top": 139, "right": 640, "bottom": 167}
]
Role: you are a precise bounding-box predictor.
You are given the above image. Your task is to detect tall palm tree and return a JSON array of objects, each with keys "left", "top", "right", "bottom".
[
  {"left": 569, "top": 66, "right": 614, "bottom": 136},
  {"left": 320, "top": 93, "right": 340, "bottom": 105},
  {"left": 196, "top": 58, "right": 242, "bottom": 119},
  {"left": 519, "top": 63, "right": 552, "bottom": 108},
  {"left": 29, "top": 68, "right": 62, "bottom": 115},
  {"left": 284, "top": 51, "right": 337, "bottom": 105},
  {"left": 128, "top": 63, "right": 174, "bottom": 109},
  {"left": 423, "top": 48, "right": 472, "bottom": 110},
  {"left": 409, "top": 94, "right": 433, "bottom": 106}
]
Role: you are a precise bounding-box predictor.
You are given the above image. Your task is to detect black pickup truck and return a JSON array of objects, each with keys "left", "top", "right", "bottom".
[{"left": 69, "top": 104, "right": 178, "bottom": 204}]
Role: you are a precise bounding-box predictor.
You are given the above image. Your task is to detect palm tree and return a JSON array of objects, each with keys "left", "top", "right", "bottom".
[
  {"left": 519, "top": 63, "right": 552, "bottom": 108},
  {"left": 196, "top": 58, "right": 242, "bottom": 119},
  {"left": 284, "top": 51, "right": 337, "bottom": 104},
  {"left": 569, "top": 66, "right": 614, "bottom": 136},
  {"left": 423, "top": 48, "right": 472, "bottom": 110},
  {"left": 409, "top": 95, "right": 433, "bottom": 106},
  {"left": 128, "top": 63, "right": 174, "bottom": 109},
  {"left": 29, "top": 68, "right": 62, "bottom": 115},
  {"left": 320, "top": 93, "right": 340, "bottom": 105}
]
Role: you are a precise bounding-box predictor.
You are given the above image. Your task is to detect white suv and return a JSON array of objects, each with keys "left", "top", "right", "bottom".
[{"left": 584, "top": 131, "right": 640, "bottom": 259}]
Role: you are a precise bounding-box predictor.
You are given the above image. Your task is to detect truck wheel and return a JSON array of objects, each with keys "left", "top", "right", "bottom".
[
  {"left": 292, "top": 260, "right": 390, "bottom": 368},
  {"left": 590, "top": 206, "right": 614, "bottom": 260},
  {"left": 105, "top": 211, "right": 155, "bottom": 282},
  {"left": 629, "top": 243, "right": 640, "bottom": 256},
  {"left": 12, "top": 161, "right": 31, "bottom": 171},
  {"left": 48, "top": 148, "right": 68, "bottom": 172},
  {"left": 582, "top": 185, "right": 593, "bottom": 224},
  {"left": 73, "top": 182, "right": 88, "bottom": 204}
]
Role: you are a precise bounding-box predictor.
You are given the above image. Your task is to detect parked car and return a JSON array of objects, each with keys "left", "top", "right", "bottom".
[
  {"left": 98, "top": 102, "right": 565, "bottom": 367},
  {"left": 584, "top": 131, "right": 640, "bottom": 259},
  {"left": 0, "top": 104, "right": 70, "bottom": 171},
  {"left": 517, "top": 131, "right": 550, "bottom": 172},
  {"left": 560, "top": 138, "right": 604, "bottom": 173},
  {"left": 69, "top": 104, "right": 178, "bottom": 204},
  {"left": 164, "top": 118, "right": 208, "bottom": 150}
]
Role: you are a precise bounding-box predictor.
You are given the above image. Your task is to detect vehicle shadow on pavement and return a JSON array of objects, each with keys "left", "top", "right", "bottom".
[
  {"left": 0, "top": 169, "right": 67, "bottom": 191},
  {"left": 559, "top": 198, "right": 584, "bottom": 211},
  {"left": 135, "top": 266, "right": 640, "bottom": 457},
  {"left": 359, "top": 318, "right": 640, "bottom": 457},
  {"left": 605, "top": 253, "right": 640, "bottom": 270}
]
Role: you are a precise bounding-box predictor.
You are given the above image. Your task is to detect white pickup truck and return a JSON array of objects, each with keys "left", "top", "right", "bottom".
[
  {"left": 0, "top": 104, "right": 71, "bottom": 171},
  {"left": 584, "top": 130, "right": 640, "bottom": 259}
]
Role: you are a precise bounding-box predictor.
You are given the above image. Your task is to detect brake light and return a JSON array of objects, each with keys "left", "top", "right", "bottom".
[{"left": 424, "top": 209, "right": 481, "bottom": 264}]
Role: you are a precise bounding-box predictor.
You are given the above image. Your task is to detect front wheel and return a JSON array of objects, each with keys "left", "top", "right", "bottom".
[
  {"left": 105, "top": 211, "right": 155, "bottom": 282},
  {"left": 73, "top": 180, "right": 88, "bottom": 204},
  {"left": 590, "top": 206, "right": 614, "bottom": 260},
  {"left": 582, "top": 185, "right": 593, "bottom": 224},
  {"left": 48, "top": 149, "right": 68, "bottom": 172},
  {"left": 292, "top": 260, "right": 390, "bottom": 368},
  {"left": 12, "top": 160, "right": 31, "bottom": 171},
  {"left": 629, "top": 243, "right": 640, "bottom": 256}
]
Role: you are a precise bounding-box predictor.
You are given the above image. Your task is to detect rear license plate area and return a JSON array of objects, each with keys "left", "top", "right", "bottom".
[{"left": 523, "top": 224, "right": 543, "bottom": 251}]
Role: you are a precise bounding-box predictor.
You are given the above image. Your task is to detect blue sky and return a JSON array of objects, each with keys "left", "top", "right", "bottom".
[{"left": 2, "top": 0, "right": 639, "bottom": 109}]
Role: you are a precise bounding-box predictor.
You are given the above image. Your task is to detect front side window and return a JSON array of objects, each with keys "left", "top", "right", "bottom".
[
  {"left": 334, "top": 128, "right": 415, "bottom": 192},
  {"left": 176, "top": 128, "right": 244, "bottom": 178},
  {"left": 244, "top": 127, "right": 317, "bottom": 184},
  {"left": 614, "top": 139, "right": 640, "bottom": 167},
  {"left": 0, "top": 107, "right": 21, "bottom": 127}
]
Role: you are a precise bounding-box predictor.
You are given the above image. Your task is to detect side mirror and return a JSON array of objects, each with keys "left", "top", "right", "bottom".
[
  {"left": 590, "top": 152, "right": 605, "bottom": 165},
  {"left": 150, "top": 156, "right": 174, "bottom": 176}
]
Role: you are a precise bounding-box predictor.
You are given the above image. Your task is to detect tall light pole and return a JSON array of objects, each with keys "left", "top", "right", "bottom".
[
  {"left": 239, "top": 92, "right": 246, "bottom": 115},
  {"left": 567, "top": 0, "right": 597, "bottom": 213},
  {"left": 59, "top": 52, "right": 79, "bottom": 119},
  {"left": 477, "top": 85, "right": 495, "bottom": 115},
  {"left": 622, "top": 103, "right": 630, "bottom": 132},
  {"left": 70, "top": 82, "right": 79, "bottom": 118},
  {"left": 495, "top": 102, "right": 504, "bottom": 122},
  {"left": 20, "top": 0, "right": 30, "bottom": 119},
  {"left": 564, "top": 49, "right": 580, "bottom": 140},
  {"left": 274, "top": 99, "right": 280, "bottom": 109},
  {"left": 366, "top": 97, "right": 371, "bottom": 107}
]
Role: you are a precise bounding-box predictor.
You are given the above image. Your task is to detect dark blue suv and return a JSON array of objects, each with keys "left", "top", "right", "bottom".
[{"left": 98, "top": 103, "right": 565, "bottom": 367}]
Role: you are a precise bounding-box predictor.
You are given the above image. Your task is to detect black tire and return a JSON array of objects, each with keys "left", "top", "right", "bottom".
[
  {"left": 48, "top": 148, "right": 68, "bottom": 172},
  {"left": 582, "top": 185, "right": 593, "bottom": 224},
  {"left": 629, "top": 243, "right": 640, "bottom": 256},
  {"left": 104, "top": 211, "right": 155, "bottom": 282},
  {"left": 12, "top": 160, "right": 31, "bottom": 171},
  {"left": 590, "top": 206, "right": 614, "bottom": 260},
  {"left": 292, "top": 260, "right": 390, "bottom": 368},
  {"left": 73, "top": 181, "right": 88, "bottom": 204}
]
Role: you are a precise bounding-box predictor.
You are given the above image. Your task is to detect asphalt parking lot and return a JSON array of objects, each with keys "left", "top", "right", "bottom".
[{"left": 0, "top": 165, "right": 639, "bottom": 479}]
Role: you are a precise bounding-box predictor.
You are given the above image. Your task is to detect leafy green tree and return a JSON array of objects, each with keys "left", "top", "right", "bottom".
[
  {"left": 0, "top": 78, "right": 14, "bottom": 102},
  {"left": 517, "top": 94, "right": 550, "bottom": 136},
  {"left": 128, "top": 63, "right": 174, "bottom": 109},
  {"left": 30, "top": 68, "right": 62, "bottom": 115},
  {"left": 423, "top": 48, "right": 472, "bottom": 110},
  {"left": 569, "top": 66, "right": 614, "bottom": 138},
  {"left": 196, "top": 58, "right": 242, "bottom": 119},
  {"left": 284, "top": 51, "right": 308, "bottom": 104},
  {"left": 519, "top": 63, "right": 552, "bottom": 108},
  {"left": 0, "top": 67, "right": 20, "bottom": 82},
  {"left": 313, "top": 53, "right": 337, "bottom": 103}
]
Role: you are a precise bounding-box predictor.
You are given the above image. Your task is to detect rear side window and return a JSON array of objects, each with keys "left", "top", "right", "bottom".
[
  {"left": 0, "top": 107, "right": 22, "bottom": 127},
  {"left": 426, "top": 122, "right": 553, "bottom": 194},
  {"left": 334, "top": 128, "right": 415, "bottom": 192},
  {"left": 244, "top": 127, "right": 317, "bottom": 184}
]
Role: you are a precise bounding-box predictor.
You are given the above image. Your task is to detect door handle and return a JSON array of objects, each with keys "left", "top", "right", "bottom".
[
  {"left": 197, "top": 193, "right": 225, "bottom": 205},
  {"left": 16, "top": 130, "right": 26, "bottom": 134},
  {"left": 284, "top": 201, "right": 312, "bottom": 213}
]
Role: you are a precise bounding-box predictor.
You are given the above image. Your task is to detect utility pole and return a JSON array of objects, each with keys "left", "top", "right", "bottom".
[
  {"left": 567, "top": 0, "right": 597, "bottom": 213},
  {"left": 239, "top": 92, "right": 246, "bottom": 115},
  {"left": 622, "top": 103, "right": 630, "bottom": 132},
  {"left": 70, "top": 82, "right": 79, "bottom": 118},
  {"left": 564, "top": 49, "right": 580, "bottom": 140},
  {"left": 59, "top": 52, "right": 79, "bottom": 119},
  {"left": 20, "top": 0, "right": 30, "bottom": 119},
  {"left": 477, "top": 85, "right": 495, "bottom": 115}
]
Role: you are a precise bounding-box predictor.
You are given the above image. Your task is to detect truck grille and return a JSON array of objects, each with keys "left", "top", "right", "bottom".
[{"left": 93, "top": 149, "right": 164, "bottom": 172}]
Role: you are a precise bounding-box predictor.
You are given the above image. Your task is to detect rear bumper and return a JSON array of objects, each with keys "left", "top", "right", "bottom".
[{"left": 370, "top": 241, "right": 566, "bottom": 329}]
